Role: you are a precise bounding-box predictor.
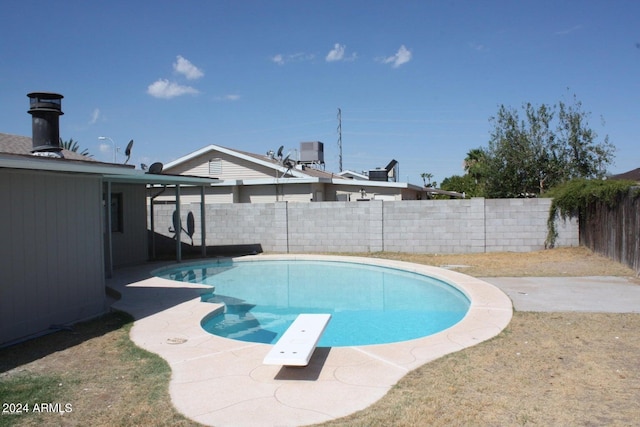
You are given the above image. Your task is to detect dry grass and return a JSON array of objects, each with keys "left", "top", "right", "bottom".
[
  {"left": 1, "top": 247, "right": 639, "bottom": 426},
  {"left": 0, "top": 312, "right": 199, "bottom": 427},
  {"left": 352, "top": 246, "right": 637, "bottom": 277},
  {"left": 319, "top": 311, "right": 640, "bottom": 426}
]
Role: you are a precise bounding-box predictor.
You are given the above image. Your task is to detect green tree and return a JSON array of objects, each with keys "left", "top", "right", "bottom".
[
  {"left": 556, "top": 95, "right": 612, "bottom": 179},
  {"left": 483, "top": 96, "right": 614, "bottom": 198},
  {"left": 60, "top": 138, "right": 92, "bottom": 157},
  {"left": 463, "top": 148, "right": 487, "bottom": 182},
  {"left": 462, "top": 148, "right": 488, "bottom": 195},
  {"left": 440, "top": 174, "right": 482, "bottom": 197},
  {"left": 420, "top": 172, "right": 435, "bottom": 187}
]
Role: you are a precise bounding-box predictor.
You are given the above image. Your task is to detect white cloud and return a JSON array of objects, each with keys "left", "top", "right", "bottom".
[
  {"left": 271, "top": 52, "right": 315, "bottom": 65},
  {"left": 469, "top": 42, "right": 487, "bottom": 52},
  {"left": 215, "top": 94, "right": 241, "bottom": 101},
  {"left": 326, "top": 43, "right": 346, "bottom": 62},
  {"left": 173, "top": 55, "right": 204, "bottom": 80},
  {"left": 381, "top": 45, "right": 412, "bottom": 68},
  {"left": 147, "top": 79, "right": 199, "bottom": 99},
  {"left": 89, "top": 108, "right": 101, "bottom": 125},
  {"left": 99, "top": 143, "right": 111, "bottom": 155},
  {"left": 555, "top": 25, "right": 582, "bottom": 36},
  {"left": 324, "top": 43, "right": 357, "bottom": 62}
]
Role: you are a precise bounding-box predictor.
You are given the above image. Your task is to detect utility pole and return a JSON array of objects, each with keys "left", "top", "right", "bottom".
[{"left": 337, "top": 108, "right": 343, "bottom": 172}]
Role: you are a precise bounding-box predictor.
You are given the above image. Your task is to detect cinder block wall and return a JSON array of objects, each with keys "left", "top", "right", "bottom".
[
  {"left": 382, "top": 199, "right": 486, "bottom": 253},
  {"left": 204, "top": 203, "right": 286, "bottom": 252},
  {"left": 485, "top": 199, "right": 578, "bottom": 251},
  {"left": 151, "top": 198, "right": 578, "bottom": 254},
  {"left": 287, "top": 201, "right": 383, "bottom": 252}
]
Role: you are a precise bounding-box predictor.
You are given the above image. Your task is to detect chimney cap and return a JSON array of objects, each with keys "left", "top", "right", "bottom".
[
  {"left": 27, "top": 92, "right": 64, "bottom": 114},
  {"left": 27, "top": 91, "right": 64, "bottom": 99}
]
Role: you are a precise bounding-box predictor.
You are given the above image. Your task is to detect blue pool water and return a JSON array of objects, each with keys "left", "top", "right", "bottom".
[{"left": 156, "top": 259, "right": 470, "bottom": 347}]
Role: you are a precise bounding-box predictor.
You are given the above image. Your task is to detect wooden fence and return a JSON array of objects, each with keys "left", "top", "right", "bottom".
[{"left": 580, "top": 188, "right": 640, "bottom": 275}]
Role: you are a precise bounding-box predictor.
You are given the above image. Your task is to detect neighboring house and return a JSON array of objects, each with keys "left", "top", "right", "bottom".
[
  {"left": 609, "top": 167, "right": 640, "bottom": 183},
  {"left": 0, "top": 131, "right": 217, "bottom": 346},
  {"left": 0, "top": 133, "right": 98, "bottom": 162},
  {"left": 337, "top": 170, "right": 370, "bottom": 180},
  {"left": 162, "top": 143, "right": 427, "bottom": 203}
]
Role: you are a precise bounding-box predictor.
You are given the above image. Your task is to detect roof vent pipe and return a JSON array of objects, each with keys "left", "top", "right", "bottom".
[{"left": 27, "top": 92, "right": 64, "bottom": 158}]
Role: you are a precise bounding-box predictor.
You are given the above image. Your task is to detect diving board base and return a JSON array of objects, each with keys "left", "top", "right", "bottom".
[{"left": 263, "top": 313, "right": 331, "bottom": 366}]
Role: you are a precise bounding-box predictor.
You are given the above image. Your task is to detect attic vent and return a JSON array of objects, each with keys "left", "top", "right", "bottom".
[{"left": 209, "top": 158, "right": 222, "bottom": 176}]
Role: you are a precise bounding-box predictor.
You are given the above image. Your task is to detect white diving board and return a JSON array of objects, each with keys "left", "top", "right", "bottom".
[{"left": 263, "top": 313, "right": 332, "bottom": 366}]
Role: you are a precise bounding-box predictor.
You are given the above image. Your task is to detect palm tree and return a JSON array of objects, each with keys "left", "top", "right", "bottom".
[
  {"left": 60, "top": 138, "right": 92, "bottom": 157},
  {"left": 463, "top": 148, "right": 486, "bottom": 184},
  {"left": 420, "top": 172, "right": 434, "bottom": 187}
]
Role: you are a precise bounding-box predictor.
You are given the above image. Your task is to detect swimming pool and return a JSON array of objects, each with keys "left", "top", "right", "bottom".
[{"left": 156, "top": 257, "right": 470, "bottom": 347}]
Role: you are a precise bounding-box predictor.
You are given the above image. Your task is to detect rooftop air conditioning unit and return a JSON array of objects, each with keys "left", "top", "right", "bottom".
[
  {"left": 368, "top": 159, "right": 398, "bottom": 182},
  {"left": 299, "top": 141, "right": 324, "bottom": 164}
]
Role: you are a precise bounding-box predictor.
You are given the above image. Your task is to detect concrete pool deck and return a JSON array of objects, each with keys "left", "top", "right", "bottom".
[
  {"left": 482, "top": 276, "right": 640, "bottom": 313},
  {"left": 107, "top": 255, "right": 637, "bottom": 427}
]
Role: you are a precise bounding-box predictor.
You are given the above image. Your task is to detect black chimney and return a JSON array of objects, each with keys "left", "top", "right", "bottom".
[{"left": 27, "top": 92, "right": 64, "bottom": 157}]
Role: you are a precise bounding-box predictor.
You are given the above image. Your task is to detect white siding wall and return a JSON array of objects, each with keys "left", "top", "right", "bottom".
[
  {"left": 326, "top": 183, "right": 400, "bottom": 201},
  {"left": 150, "top": 186, "right": 234, "bottom": 204},
  {"left": 170, "top": 150, "right": 281, "bottom": 180},
  {"left": 241, "top": 184, "right": 313, "bottom": 203},
  {"left": 110, "top": 183, "right": 148, "bottom": 267},
  {"left": 0, "top": 169, "right": 105, "bottom": 345}
]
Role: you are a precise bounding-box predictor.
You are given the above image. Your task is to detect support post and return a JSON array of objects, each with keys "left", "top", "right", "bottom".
[
  {"left": 105, "top": 181, "right": 113, "bottom": 278},
  {"left": 175, "top": 185, "right": 182, "bottom": 263},
  {"left": 200, "top": 186, "right": 206, "bottom": 257}
]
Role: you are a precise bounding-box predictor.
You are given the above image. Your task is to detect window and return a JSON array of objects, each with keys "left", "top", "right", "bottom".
[{"left": 110, "top": 193, "right": 123, "bottom": 233}]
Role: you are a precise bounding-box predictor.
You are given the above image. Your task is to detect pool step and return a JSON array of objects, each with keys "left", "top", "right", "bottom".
[{"left": 199, "top": 288, "right": 216, "bottom": 303}]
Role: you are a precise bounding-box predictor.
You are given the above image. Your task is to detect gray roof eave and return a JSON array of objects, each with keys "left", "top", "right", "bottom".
[{"left": 0, "top": 154, "right": 219, "bottom": 186}]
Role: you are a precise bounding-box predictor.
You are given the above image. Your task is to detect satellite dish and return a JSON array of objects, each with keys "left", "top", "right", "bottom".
[
  {"left": 276, "top": 145, "right": 284, "bottom": 159},
  {"left": 124, "top": 139, "right": 134, "bottom": 164},
  {"left": 148, "top": 162, "right": 163, "bottom": 174},
  {"left": 172, "top": 210, "right": 180, "bottom": 235},
  {"left": 186, "top": 212, "right": 195, "bottom": 238},
  {"left": 282, "top": 153, "right": 295, "bottom": 170}
]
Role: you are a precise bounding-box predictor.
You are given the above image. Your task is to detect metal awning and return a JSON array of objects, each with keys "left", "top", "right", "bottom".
[
  {"left": 1, "top": 153, "right": 218, "bottom": 186},
  {"left": 103, "top": 172, "right": 218, "bottom": 186},
  {"left": 102, "top": 173, "right": 218, "bottom": 278}
]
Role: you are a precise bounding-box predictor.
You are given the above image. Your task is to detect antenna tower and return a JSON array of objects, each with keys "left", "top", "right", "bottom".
[{"left": 337, "top": 108, "right": 343, "bottom": 172}]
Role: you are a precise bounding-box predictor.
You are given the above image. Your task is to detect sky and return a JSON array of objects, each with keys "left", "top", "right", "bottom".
[{"left": 1, "top": 1, "right": 638, "bottom": 185}]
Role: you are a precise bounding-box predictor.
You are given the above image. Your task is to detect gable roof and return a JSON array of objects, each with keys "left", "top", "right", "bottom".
[
  {"left": 0, "top": 132, "right": 98, "bottom": 162},
  {"left": 163, "top": 143, "right": 429, "bottom": 192},
  {"left": 164, "top": 143, "right": 340, "bottom": 180}
]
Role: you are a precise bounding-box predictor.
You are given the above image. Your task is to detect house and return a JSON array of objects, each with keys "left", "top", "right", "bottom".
[
  {"left": 161, "top": 143, "right": 427, "bottom": 203},
  {"left": 609, "top": 167, "right": 640, "bottom": 183},
  {"left": 0, "top": 137, "right": 217, "bottom": 345},
  {"left": 0, "top": 93, "right": 218, "bottom": 346}
]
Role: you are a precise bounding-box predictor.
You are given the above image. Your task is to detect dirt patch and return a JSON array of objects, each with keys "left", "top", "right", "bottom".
[{"left": 364, "top": 247, "right": 638, "bottom": 277}]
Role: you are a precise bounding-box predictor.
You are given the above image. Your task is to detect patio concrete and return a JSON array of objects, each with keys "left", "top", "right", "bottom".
[
  {"left": 484, "top": 276, "right": 640, "bottom": 313},
  {"left": 108, "top": 255, "right": 638, "bottom": 427}
]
